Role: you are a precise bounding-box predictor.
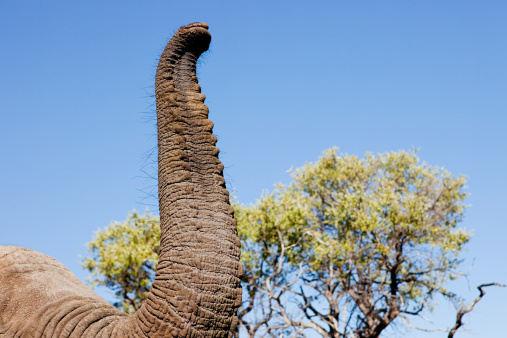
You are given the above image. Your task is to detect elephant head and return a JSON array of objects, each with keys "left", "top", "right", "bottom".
[{"left": 0, "top": 22, "right": 243, "bottom": 337}]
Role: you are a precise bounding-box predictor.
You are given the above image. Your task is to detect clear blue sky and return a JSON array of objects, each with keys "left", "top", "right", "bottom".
[{"left": 1, "top": 1, "right": 506, "bottom": 337}]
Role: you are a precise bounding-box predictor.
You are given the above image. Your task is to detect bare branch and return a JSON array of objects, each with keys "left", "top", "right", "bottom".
[
  {"left": 448, "top": 283, "right": 506, "bottom": 338},
  {"left": 399, "top": 314, "right": 447, "bottom": 333}
]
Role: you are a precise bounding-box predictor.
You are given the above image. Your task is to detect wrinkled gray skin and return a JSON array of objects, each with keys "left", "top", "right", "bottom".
[{"left": 0, "top": 22, "right": 243, "bottom": 337}]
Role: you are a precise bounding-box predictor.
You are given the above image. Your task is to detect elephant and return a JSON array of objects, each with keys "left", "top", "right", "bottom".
[{"left": 0, "top": 22, "right": 243, "bottom": 337}]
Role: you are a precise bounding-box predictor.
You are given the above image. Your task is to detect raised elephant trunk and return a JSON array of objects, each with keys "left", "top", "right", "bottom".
[
  {"left": 133, "top": 22, "right": 243, "bottom": 337},
  {"left": 0, "top": 23, "right": 242, "bottom": 338}
]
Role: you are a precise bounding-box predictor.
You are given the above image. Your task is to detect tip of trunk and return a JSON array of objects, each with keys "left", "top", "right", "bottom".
[{"left": 162, "top": 22, "right": 211, "bottom": 60}]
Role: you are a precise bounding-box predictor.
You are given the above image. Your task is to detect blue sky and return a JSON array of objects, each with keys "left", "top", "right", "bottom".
[{"left": 1, "top": 1, "right": 506, "bottom": 337}]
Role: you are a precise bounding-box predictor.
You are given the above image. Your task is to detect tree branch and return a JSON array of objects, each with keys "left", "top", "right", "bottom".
[{"left": 448, "top": 283, "right": 506, "bottom": 338}]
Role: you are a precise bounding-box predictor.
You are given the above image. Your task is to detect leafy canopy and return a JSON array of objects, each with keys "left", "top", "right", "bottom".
[
  {"left": 82, "top": 149, "right": 472, "bottom": 337},
  {"left": 236, "top": 148, "right": 470, "bottom": 337},
  {"left": 80, "top": 211, "right": 160, "bottom": 313}
]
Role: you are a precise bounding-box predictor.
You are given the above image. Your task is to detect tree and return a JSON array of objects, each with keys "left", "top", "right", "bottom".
[
  {"left": 235, "top": 149, "right": 473, "bottom": 337},
  {"left": 80, "top": 211, "right": 160, "bottom": 313},
  {"left": 81, "top": 149, "right": 501, "bottom": 337}
]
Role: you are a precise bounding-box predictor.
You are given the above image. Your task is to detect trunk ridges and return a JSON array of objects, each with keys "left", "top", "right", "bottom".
[
  {"left": 132, "top": 22, "right": 243, "bottom": 337},
  {"left": 0, "top": 22, "right": 241, "bottom": 338}
]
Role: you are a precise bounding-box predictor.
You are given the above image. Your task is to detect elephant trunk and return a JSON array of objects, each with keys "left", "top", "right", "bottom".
[{"left": 132, "top": 23, "right": 242, "bottom": 337}]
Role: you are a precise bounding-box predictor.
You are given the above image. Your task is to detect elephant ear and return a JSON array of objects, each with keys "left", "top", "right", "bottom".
[
  {"left": 0, "top": 246, "right": 130, "bottom": 336},
  {"left": 131, "top": 22, "right": 243, "bottom": 337}
]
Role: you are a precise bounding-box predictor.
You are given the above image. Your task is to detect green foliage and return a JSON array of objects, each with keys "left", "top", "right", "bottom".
[
  {"left": 80, "top": 210, "right": 160, "bottom": 313},
  {"left": 82, "top": 148, "right": 472, "bottom": 337},
  {"left": 236, "top": 148, "right": 471, "bottom": 337}
]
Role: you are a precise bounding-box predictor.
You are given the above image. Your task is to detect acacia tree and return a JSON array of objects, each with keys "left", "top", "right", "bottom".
[
  {"left": 235, "top": 149, "right": 472, "bottom": 337},
  {"left": 81, "top": 211, "right": 160, "bottom": 313},
  {"left": 82, "top": 149, "right": 500, "bottom": 337}
]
